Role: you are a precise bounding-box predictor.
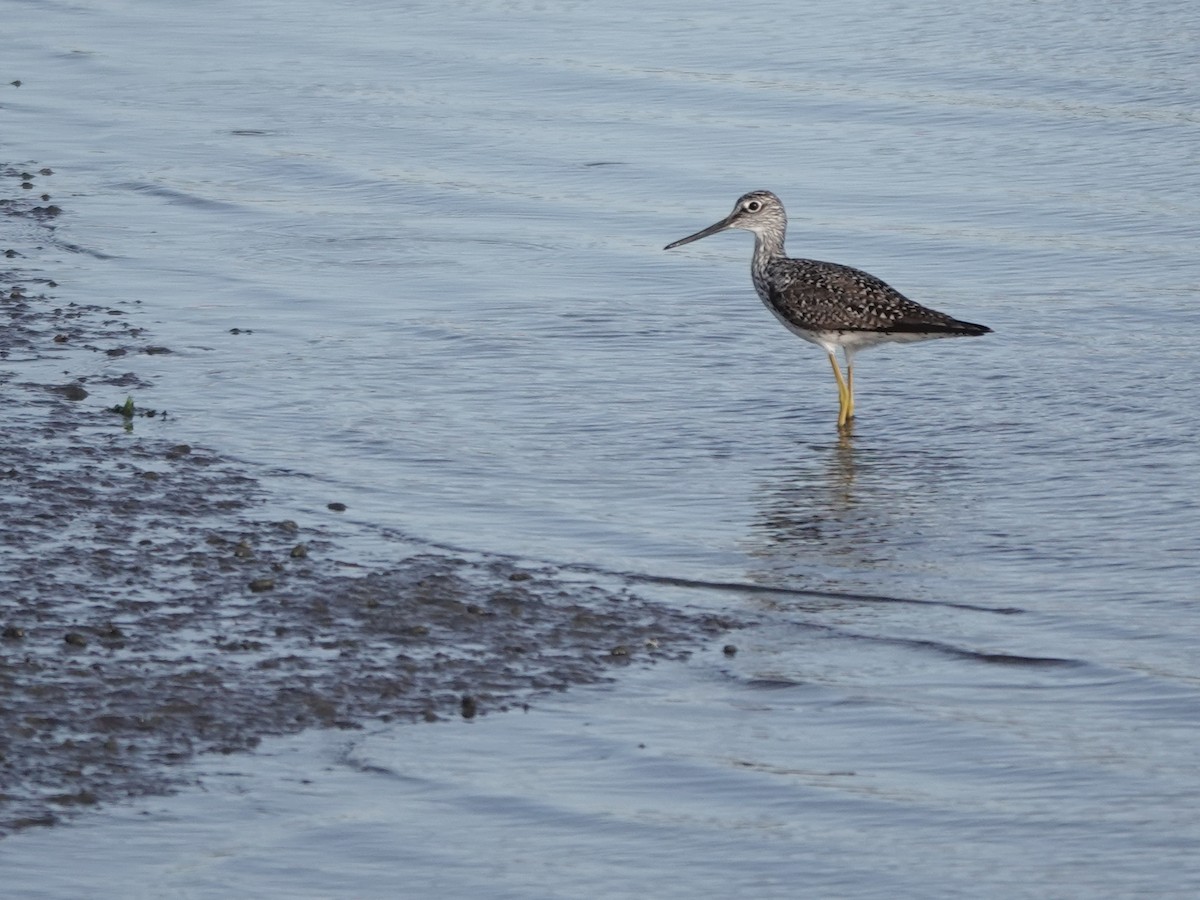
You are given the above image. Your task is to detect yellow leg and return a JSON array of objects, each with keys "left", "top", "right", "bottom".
[
  {"left": 827, "top": 352, "right": 850, "bottom": 427},
  {"left": 845, "top": 358, "right": 855, "bottom": 420}
]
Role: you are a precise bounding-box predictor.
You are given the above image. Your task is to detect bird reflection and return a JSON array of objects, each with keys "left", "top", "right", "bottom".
[{"left": 745, "top": 426, "right": 941, "bottom": 586}]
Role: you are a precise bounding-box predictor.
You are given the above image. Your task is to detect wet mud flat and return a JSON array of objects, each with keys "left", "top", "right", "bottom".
[{"left": 0, "top": 166, "right": 738, "bottom": 835}]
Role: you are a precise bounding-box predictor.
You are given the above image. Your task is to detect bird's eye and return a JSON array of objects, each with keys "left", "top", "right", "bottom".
[{"left": 745, "top": 200, "right": 762, "bottom": 212}]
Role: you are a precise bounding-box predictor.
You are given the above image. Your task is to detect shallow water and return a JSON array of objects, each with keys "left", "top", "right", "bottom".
[{"left": 4, "top": 0, "right": 1200, "bottom": 895}]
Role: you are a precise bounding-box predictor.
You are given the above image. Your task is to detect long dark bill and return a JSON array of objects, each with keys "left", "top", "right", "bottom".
[{"left": 664, "top": 215, "right": 734, "bottom": 250}]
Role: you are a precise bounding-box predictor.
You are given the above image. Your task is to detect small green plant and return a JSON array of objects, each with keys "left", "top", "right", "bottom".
[
  {"left": 113, "top": 396, "right": 135, "bottom": 419},
  {"left": 107, "top": 396, "right": 165, "bottom": 431}
]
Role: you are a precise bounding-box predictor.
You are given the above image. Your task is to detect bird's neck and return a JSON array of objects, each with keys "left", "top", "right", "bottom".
[{"left": 752, "top": 227, "right": 786, "bottom": 274}]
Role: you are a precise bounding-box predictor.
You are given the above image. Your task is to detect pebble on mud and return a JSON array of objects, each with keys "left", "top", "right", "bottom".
[
  {"left": 54, "top": 383, "right": 88, "bottom": 401},
  {"left": 327, "top": 502, "right": 347, "bottom": 512},
  {"left": 290, "top": 543, "right": 308, "bottom": 559},
  {"left": 248, "top": 578, "right": 275, "bottom": 593},
  {"left": 460, "top": 695, "right": 478, "bottom": 719},
  {"left": 723, "top": 644, "right": 738, "bottom": 656},
  {"left": 63, "top": 632, "right": 88, "bottom": 648}
]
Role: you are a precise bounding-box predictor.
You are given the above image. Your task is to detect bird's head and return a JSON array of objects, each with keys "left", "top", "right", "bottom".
[{"left": 665, "top": 190, "right": 786, "bottom": 250}]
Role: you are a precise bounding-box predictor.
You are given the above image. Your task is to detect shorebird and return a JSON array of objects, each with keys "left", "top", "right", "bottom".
[{"left": 665, "top": 190, "right": 991, "bottom": 427}]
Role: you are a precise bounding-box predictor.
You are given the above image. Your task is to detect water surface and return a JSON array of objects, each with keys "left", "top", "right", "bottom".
[{"left": 3, "top": 0, "right": 1200, "bottom": 895}]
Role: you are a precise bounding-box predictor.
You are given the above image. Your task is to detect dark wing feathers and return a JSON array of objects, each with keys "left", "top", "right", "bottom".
[{"left": 764, "top": 258, "right": 988, "bottom": 335}]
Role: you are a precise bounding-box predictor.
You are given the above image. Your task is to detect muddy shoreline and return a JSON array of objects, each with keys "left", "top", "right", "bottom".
[{"left": 0, "top": 165, "right": 738, "bottom": 834}]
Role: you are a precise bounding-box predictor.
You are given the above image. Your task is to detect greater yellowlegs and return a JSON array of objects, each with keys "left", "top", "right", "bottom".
[{"left": 665, "top": 190, "right": 991, "bottom": 427}]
